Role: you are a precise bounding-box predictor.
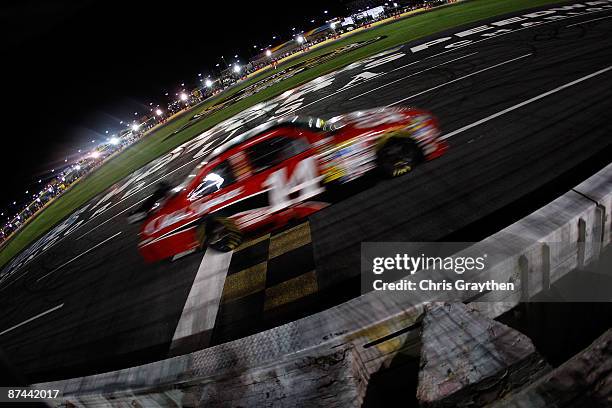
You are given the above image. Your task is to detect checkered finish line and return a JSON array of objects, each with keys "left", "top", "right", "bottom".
[
  {"left": 211, "top": 222, "right": 320, "bottom": 344},
  {"left": 169, "top": 219, "right": 361, "bottom": 355}
]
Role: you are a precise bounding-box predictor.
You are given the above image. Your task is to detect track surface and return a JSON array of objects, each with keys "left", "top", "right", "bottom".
[{"left": 1, "top": 3, "right": 612, "bottom": 382}]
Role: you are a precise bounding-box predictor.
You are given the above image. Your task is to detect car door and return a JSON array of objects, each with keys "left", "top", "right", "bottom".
[{"left": 245, "top": 130, "right": 325, "bottom": 216}]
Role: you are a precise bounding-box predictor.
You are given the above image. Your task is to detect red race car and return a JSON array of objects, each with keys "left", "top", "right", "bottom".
[{"left": 135, "top": 107, "right": 447, "bottom": 262}]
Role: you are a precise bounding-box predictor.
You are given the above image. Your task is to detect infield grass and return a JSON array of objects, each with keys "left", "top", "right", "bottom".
[{"left": 0, "top": 0, "right": 565, "bottom": 268}]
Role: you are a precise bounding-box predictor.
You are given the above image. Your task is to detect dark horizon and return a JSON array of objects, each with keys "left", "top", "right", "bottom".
[{"left": 0, "top": 0, "right": 350, "bottom": 214}]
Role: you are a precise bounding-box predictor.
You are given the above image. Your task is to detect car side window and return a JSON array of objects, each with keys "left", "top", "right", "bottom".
[
  {"left": 246, "top": 136, "right": 309, "bottom": 174},
  {"left": 189, "top": 160, "right": 236, "bottom": 200}
]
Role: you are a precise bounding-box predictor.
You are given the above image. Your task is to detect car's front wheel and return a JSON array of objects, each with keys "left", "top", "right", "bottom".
[
  {"left": 205, "top": 217, "right": 242, "bottom": 252},
  {"left": 377, "top": 138, "right": 422, "bottom": 178}
]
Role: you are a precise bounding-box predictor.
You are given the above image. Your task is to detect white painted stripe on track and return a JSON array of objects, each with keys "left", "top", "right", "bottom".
[
  {"left": 6, "top": 157, "right": 201, "bottom": 276},
  {"left": 76, "top": 194, "right": 152, "bottom": 240},
  {"left": 7, "top": 157, "right": 199, "bottom": 278},
  {"left": 296, "top": 8, "right": 612, "bottom": 113},
  {"left": 440, "top": 65, "right": 612, "bottom": 140},
  {"left": 402, "top": 8, "right": 612, "bottom": 63},
  {"left": 170, "top": 248, "right": 233, "bottom": 347},
  {"left": 386, "top": 53, "right": 532, "bottom": 106},
  {"left": 348, "top": 52, "right": 478, "bottom": 100},
  {"left": 566, "top": 14, "right": 612, "bottom": 28},
  {"left": 0, "top": 303, "right": 64, "bottom": 336},
  {"left": 36, "top": 231, "right": 123, "bottom": 282},
  {"left": 294, "top": 52, "right": 477, "bottom": 113},
  {"left": 71, "top": 158, "right": 200, "bottom": 236}
]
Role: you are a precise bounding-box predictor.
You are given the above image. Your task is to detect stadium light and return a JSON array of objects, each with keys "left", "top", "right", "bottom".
[
  {"left": 204, "top": 79, "right": 213, "bottom": 87},
  {"left": 110, "top": 137, "right": 120, "bottom": 145},
  {"left": 155, "top": 108, "right": 163, "bottom": 116},
  {"left": 233, "top": 64, "right": 241, "bottom": 74},
  {"left": 90, "top": 151, "right": 101, "bottom": 159},
  {"left": 297, "top": 35, "right": 305, "bottom": 44},
  {"left": 179, "top": 92, "right": 188, "bottom": 101},
  {"left": 330, "top": 22, "right": 337, "bottom": 29},
  {"left": 75, "top": 164, "right": 81, "bottom": 170},
  {"left": 265, "top": 49, "right": 272, "bottom": 57},
  {"left": 132, "top": 123, "right": 141, "bottom": 131}
]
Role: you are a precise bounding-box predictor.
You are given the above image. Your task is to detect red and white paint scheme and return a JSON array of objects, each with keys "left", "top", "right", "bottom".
[{"left": 137, "top": 107, "right": 447, "bottom": 262}]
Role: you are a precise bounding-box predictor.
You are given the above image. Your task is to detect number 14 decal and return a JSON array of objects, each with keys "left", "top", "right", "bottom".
[{"left": 264, "top": 157, "right": 325, "bottom": 212}]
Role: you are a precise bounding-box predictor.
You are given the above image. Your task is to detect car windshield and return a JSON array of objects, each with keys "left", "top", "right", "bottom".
[
  {"left": 171, "top": 161, "right": 209, "bottom": 194},
  {"left": 187, "top": 160, "right": 236, "bottom": 201},
  {"left": 187, "top": 172, "right": 225, "bottom": 200}
]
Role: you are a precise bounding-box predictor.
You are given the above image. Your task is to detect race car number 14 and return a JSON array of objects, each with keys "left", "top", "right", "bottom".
[{"left": 264, "top": 157, "right": 324, "bottom": 212}]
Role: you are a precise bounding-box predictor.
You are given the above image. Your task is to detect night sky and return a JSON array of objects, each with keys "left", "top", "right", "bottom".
[{"left": 0, "top": 0, "right": 349, "bottom": 214}]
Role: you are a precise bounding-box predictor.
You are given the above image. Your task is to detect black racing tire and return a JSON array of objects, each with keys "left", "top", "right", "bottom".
[
  {"left": 205, "top": 217, "right": 243, "bottom": 252},
  {"left": 377, "top": 138, "right": 422, "bottom": 178}
]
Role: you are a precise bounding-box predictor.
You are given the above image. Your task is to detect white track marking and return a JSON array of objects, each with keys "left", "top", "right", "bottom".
[
  {"left": 349, "top": 52, "right": 477, "bottom": 100},
  {"left": 294, "top": 52, "right": 479, "bottom": 113},
  {"left": 170, "top": 248, "right": 233, "bottom": 348},
  {"left": 76, "top": 194, "right": 152, "bottom": 240},
  {"left": 406, "top": 8, "right": 612, "bottom": 60},
  {"left": 0, "top": 304, "right": 64, "bottom": 336},
  {"left": 387, "top": 53, "right": 531, "bottom": 107},
  {"left": 36, "top": 231, "right": 123, "bottom": 282},
  {"left": 5, "top": 158, "right": 200, "bottom": 277},
  {"left": 71, "top": 158, "right": 199, "bottom": 235},
  {"left": 440, "top": 65, "right": 612, "bottom": 140},
  {"left": 297, "top": 8, "right": 612, "bottom": 112},
  {"left": 267, "top": 8, "right": 612, "bottom": 113},
  {"left": 567, "top": 14, "right": 612, "bottom": 28}
]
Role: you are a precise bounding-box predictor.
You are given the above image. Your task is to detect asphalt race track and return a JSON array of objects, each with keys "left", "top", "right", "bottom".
[{"left": 1, "top": 3, "right": 612, "bottom": 383}]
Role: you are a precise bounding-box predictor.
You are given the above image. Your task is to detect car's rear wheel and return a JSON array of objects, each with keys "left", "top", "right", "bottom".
[
  {"left": 377, "top": 138, "right": 422, "bottom": 178},
  {"left": 205, "top": 217, "right": 242, "bottom": 252}
]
